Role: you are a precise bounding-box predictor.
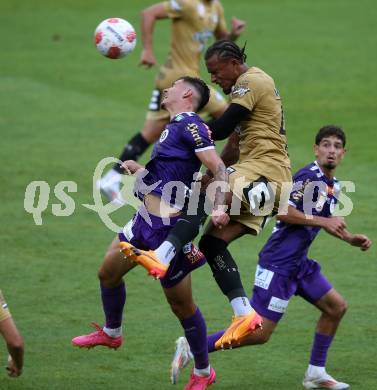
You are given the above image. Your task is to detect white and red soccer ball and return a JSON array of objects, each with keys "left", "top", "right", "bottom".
[{"left": 94, "top": 18, "right": 136, "bottom": 59}]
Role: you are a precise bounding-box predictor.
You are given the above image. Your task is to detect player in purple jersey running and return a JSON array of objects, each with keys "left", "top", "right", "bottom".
[
  {"left": 72, "top": 76, "right": 229, "bottom": 390},
  {"left": 172, "top": 125, "right": 372, "bottom": 389}
]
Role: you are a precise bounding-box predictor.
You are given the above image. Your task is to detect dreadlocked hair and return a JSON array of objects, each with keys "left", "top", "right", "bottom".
[{"left": 205, "top": 39, "right": 247, "bottom": 63}]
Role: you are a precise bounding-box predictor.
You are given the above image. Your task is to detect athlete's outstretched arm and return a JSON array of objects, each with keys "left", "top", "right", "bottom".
[{"left": 139, "top": 3, "right": 168, "bottom": 67}]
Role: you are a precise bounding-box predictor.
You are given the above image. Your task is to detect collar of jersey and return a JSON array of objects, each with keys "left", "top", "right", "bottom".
[
  {"left": 313, "top": 160, "right": 337, "bottom": 183},
  {"left": 172, "top": 112, "right": 196, "bottom": 122}
]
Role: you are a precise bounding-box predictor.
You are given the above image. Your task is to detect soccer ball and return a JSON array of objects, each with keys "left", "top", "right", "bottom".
[{"left": 94, "top": 18, "right": 137, "bottom": 59}]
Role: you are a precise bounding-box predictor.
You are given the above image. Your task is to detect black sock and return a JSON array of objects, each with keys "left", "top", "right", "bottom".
[
  {"left": 164, "top": 193, "right": 209, "bottom": 251},
  {"left": 113, "top": 133, "right": 150, "bottom": 173},
  {"left": 199, "top": 235, "right": 247, "bottom": 300}
]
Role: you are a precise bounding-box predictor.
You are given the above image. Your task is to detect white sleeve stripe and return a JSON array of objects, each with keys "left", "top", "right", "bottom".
[
  {"left": 288, "top": 200, "right": 297, "bottom": 208},
  {"left": 195, "top": 146, "right": 215, "bottom": 153}
]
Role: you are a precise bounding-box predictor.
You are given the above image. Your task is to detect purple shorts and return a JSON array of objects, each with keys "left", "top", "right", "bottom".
[
  {"left": 118, "top": 207, "right": 206, "bottom": 289},
  {"left": 250, "top": 259, "right": 332, "bottom": 323}
]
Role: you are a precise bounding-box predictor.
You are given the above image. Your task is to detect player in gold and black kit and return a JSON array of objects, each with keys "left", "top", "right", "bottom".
[
  {"left": 99, "top": 0, "right": 245, "bottom": 204},
  {"left": 199, "top": 40, "right": 292, "bottom": 348}
]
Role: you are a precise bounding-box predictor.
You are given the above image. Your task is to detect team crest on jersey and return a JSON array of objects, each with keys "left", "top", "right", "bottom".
[
  {"left": 187, "top": 123, "right": 204, "bottom": 147},
  {"left": 232, "top": 82, "right": 250, "bottom": 97},
  {"left": 159, "top": 129, "right": 169, "bottom": 143}
]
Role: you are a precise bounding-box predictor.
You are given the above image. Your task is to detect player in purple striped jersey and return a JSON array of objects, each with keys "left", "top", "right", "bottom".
[
  {"left": 72, "top": 76, "right": 229, "bottom": 390},
  {"left": 172, "top": 125, "right": 372, "bottom": 389}
]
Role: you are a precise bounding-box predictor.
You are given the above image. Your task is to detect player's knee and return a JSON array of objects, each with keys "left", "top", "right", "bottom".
[
  {"left": 334, "top": 298, "right": 348, "bottom": 319},
  {"left": 324, "top": 297, "right": 348, "bottom": 320},
  {"left": 98, "top": 264, "right": 117, "bottom": 287},
  {"left": 198, "top": 235, "right": 227, "bottom": 266},
  {"left": 166, "top": 297, "right": 195, "bottom": 320}
]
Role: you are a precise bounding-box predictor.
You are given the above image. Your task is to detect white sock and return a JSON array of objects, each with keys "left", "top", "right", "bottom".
[
  {"left": 103, "top": 326, "right": 122, "bottom": 338},
  {"left": 194, "top": 365, "right": 211, "bottom": 377},
  {"left": 307, "top": 364, "right": 325, "bottom": 377},
  {"left": 102, "top": 169, "right": 120, "bottom": 184},
  {"left": 230, "top": 296, "right": 253, "bottom": 316},
  {"left": 155, "top": 241, "right": 176, "bottom": 266}
]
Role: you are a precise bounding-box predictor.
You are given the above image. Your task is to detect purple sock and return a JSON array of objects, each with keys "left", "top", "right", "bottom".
[
  {"left": 309, "top": 332, "right": 334, "bottom": 367},
  {"left": 207, "top": 330, "right": 225, "bottom": 353},
  {"left": 100, "top": 282, "right": 126, "bottom": 329},
  {"left": 180, "top": 308, "right": 208, "bottom": 369}
]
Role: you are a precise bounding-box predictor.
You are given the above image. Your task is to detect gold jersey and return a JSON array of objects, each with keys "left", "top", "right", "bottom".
[
  {"left": 158, "top": 0, "right": 227, "bottom": 88},
  {"left": 231, "top": 67, "right": 290, "bottom": 167}
]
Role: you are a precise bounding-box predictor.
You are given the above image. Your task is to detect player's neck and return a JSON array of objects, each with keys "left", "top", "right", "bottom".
[
  {"left": 168, "top": 105, "right": 195, "bottom": 119},
  {"left": 317, "top": 162, "right": 335, "bottom": 180}
]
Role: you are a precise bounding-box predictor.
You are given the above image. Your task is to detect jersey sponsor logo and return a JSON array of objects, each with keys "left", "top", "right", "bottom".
[
  {"left": 159, "top": 129, "right": 169, "bottom": 143},
  {"left": 232, "top": 82, "right": 250, "bottom": 97},
  {"left": 183, "top": 243, "right": 204, "bottom": 264},
  {"left": 254, "top": 265, "right": 274, "bottom": 290},
  {"left": 290, "top": 178, "right": 310, "bottom": 203},
  {"left": 186, "top": 123, "right": 204, "bottom": 147},
  {"left": 268, "top": 296, "right": 289, "bottom": 313}
]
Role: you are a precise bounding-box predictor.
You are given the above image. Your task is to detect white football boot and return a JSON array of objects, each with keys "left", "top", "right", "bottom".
[{"left": 170, "top": 337, "right": 193, "bottom": 384}]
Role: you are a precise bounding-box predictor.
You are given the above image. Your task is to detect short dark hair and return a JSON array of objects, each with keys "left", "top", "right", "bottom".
[
  {"left": 205, "top": 39, "right": 247, "bottom": 63},
  {"left": 178, "top": 76, "right": 210, "bottom": 112},
  {"left": 315, "top": 125, "right": 346, "bottom": 147}
]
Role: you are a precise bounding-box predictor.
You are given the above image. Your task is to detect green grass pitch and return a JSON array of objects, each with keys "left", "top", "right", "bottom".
[{"left": 0, "top": 0, "right": 376, "bottom": 389}]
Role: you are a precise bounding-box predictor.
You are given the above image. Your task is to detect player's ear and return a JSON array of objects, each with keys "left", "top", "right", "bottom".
[
  {"left": 183, "top": 87, "right": 193, "bottom": 100},
  {"left": 313, "top": 144, "right": 319, "bottom": 158}
]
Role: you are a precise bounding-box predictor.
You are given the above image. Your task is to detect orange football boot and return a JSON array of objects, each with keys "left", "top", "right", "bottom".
[
  {"left": 119, "top": 241, "right": 168, "bottom": 279},
  {"left": 215, "top": 310, "right": 263, "bottom": 350}
]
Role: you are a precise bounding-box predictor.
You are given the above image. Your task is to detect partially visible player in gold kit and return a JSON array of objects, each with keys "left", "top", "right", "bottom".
[
  {"left": 98, "top": 0, "right": 245, "bottom": 204},
  {"left": 0, "top": 290, "right": 24, "bottom": 377}
]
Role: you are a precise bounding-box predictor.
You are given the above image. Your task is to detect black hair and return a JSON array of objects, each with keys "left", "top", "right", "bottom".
[
  {"left": 178, "top": 76, "right": 210, "bottom": 112},
  {"left": 205, "top": 39, "right": 247, "bottom": 63},
  {"left": 315, "top": 125, "right": 346, "bottom": 147}
]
